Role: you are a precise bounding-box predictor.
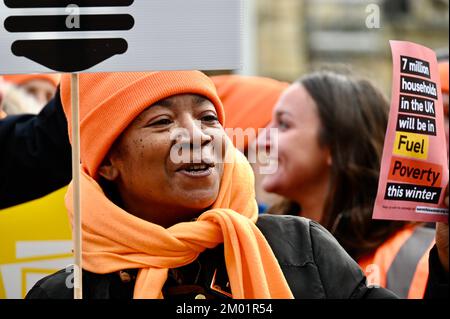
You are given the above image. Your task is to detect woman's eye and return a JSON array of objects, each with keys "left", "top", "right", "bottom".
[
  {"left": 201, "top": 114, "right": 219, "bottom": 123},
  {"left": 149, "top": 118, "right": 172, "bottom": 126},
  {"left": 277, "top": 119, "right": 289, "bottom": 130}
]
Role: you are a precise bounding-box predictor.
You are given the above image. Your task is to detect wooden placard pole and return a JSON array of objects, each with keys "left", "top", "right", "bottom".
[{"left": 71, "top": 73, "right": 82, "bottom": 299}]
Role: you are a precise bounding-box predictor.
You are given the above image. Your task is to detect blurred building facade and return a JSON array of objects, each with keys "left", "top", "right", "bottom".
[{"left": 250, "top": 0, "right": 449, "bottom": 94}]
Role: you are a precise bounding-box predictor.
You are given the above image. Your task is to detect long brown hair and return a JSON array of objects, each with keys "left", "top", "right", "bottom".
[{"left": 267, "top": 71, "right": 408, "bottom": 260}]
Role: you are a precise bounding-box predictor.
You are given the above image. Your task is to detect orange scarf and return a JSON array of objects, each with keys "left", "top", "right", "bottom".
[{"left": 66, "top": 147, "right": 293, "bottom": 299}]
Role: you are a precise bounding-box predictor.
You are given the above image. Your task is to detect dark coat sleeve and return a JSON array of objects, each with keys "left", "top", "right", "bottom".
[
  {"left": 25, "top": 266, "right": 128, "bottom": 299},
  {"left": 308, "top": 220, "right": 398, "bottom": 299},
  {"left": 0, "top": 89, "right": 72, "bottom": 209},
  {"left": 25, "top": 268, "right": 74, "bottom": 299},
  {"left": 257, "top": 215, "right": 398, "bottom": 299},
  {"left": 424, "top": 245, "right": 449, "bottom": 299}
]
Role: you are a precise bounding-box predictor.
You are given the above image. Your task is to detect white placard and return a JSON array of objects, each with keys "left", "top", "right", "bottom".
[{"left": 0, "top": 0, "right": 242, "bottom": 74}]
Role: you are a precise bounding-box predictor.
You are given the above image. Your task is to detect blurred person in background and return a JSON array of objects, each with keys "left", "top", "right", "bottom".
[
  {"left": 0, "top": 87, "right": 72, "bottom": 209},
  {"left": 212, "top": 74, "right": 289, "bottom": 213},
  {"left": 1, "top": 74, "right": 60, "bottom": 116},
  {"left": 258, "top": 70, "right": 448, "bottom": 298}
]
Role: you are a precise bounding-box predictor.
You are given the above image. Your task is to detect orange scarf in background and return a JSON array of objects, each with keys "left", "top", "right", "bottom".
[{"left": 66, "top": 147, "right": 293, "bottom": 299}]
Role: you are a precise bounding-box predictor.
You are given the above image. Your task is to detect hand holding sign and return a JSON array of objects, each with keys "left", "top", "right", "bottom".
[{"left": 436, "top": 184, "right": 449, "bottom": 272}]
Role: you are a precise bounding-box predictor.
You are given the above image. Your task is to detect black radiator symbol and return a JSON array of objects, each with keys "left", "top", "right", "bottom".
[
  {"left": 4, "top": 0, "right": 134, "bottom": 8},
  {"left": 4, "top": 0, "right": 134, "bottom": 72}
]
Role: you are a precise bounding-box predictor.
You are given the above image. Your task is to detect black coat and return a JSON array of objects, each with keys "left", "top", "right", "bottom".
[
  {"left": 26, "top": 215, "right": 398, "bottom": 299},
  {"left": 0, "top": 90, "right": 72, "bottom": 209}
]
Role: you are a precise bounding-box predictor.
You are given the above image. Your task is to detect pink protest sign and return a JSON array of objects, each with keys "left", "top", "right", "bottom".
[{"left": 373, "top": 41, "right": 449, "bottom": 223}]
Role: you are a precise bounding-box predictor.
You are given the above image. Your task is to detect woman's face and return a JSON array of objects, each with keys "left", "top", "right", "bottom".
[
  {"left": 21, "top": 79, "right": 56, "bottom": 107},
  {"left": 99, "top": 94, "right": 226, "bottom": 227},
  {"left": 260, "top": 83, "right": 331, "bottom": 200}
]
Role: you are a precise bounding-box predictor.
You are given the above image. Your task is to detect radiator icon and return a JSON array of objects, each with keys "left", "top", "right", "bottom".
[{"left": 4, "top": 0, "right": 134, "bottom": 72}]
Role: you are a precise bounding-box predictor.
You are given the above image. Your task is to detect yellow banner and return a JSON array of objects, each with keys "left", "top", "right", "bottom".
[
  {"left": 393, "top": 132, "right": 429, "bottom": 160},
  {"left": 0, "top": 187, "right": 72, "bottom": 299}
]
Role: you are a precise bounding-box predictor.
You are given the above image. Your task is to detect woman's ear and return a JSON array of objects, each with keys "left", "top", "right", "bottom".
[{"left": 98, "top": 156, "right": 119, "bottom": 181}]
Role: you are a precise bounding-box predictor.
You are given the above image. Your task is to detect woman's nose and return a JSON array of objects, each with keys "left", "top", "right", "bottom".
[
  {"left": 192, "top": 120, "right": 213, "bottom": 146},
  {"left": 176, "top": 118, "right": 212, "bottom": 147}
]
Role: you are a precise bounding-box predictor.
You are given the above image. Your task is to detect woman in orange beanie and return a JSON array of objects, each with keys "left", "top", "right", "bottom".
[{"left": 26, "top": 71, "right": 397, "bottom": 299}]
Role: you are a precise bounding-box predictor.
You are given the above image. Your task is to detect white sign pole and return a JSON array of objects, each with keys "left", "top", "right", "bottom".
[{"left": 70, "top": 73, "right": 82, "bottom": 299}]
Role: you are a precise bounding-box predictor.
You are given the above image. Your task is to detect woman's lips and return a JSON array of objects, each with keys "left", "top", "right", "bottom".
[{"left": 176, "top": 166, "right": 213, "bottom": 178}]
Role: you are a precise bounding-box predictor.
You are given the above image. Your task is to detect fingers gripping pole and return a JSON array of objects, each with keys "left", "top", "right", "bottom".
[{"left": 71, "top": 73, "right": 82, "bottom": 299}]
